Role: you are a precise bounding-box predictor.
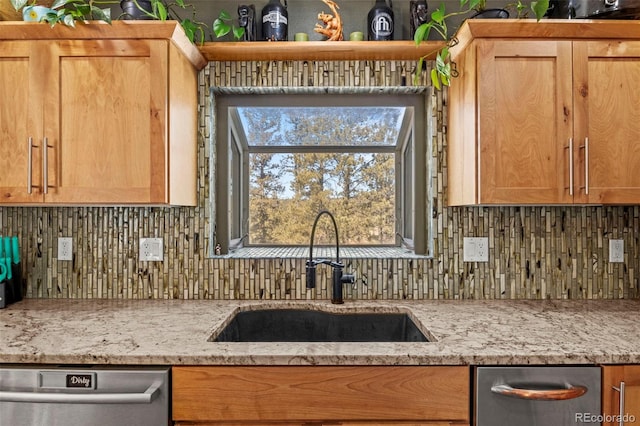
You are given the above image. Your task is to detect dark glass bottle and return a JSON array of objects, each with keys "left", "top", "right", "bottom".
[
  {"left": 261, "top": 0, "right": 288, "bottom": 41},
  {"left": 367, "top": 0, "right": 394, "bottom": 41}
]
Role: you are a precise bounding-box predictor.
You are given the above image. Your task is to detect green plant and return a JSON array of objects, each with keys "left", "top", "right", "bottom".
[
  {"left": 413, "top": 0, "right": 550, "bottom": 88},
  {"left": 12, "top": 0, "right": 113, "bottom": 26},
  {"left": 123, "top": 0, "right": 207, "bottom": 43},
  {"left": 213, "top": 10, "right": 245, "bottom": 40},
  {"left": 12, "top": 0, "right": 210, "bottom": 43}
]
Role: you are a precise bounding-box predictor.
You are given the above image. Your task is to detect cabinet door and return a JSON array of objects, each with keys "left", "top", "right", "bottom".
[
  {"left": 602, "top": 365, "right": 640, "bottom": 426},
  {"left": 477, "top": 40, "right": 573, "bottom": 204},
  {"left": 41, "top": 40, "right": 168, "bottom": 204},
  {"left": 0, "top": 41, "right": 43, "bottom": 203},
  {"left": 573, "top": 41, "right": 640, "bottom": 204}
]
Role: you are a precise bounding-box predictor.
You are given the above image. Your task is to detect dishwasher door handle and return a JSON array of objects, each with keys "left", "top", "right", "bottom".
[
  {"left": 0, "top": 380, "right": 161, "bottom": 404},
  {"left": 491, "top": 383, "right": 588, "bottom": 401}
]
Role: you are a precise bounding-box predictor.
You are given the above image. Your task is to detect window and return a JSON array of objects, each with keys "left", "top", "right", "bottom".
[{"left": 212, "top": 87, "right": 431, "bottom": 256}]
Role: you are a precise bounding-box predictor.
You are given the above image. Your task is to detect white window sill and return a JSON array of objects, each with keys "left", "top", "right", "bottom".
[{"left": 216, "top": 246, "right": 428, "bottom": 259}]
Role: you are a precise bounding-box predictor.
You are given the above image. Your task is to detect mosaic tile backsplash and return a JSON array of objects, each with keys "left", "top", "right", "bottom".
[{"left": 0, "top": 60, "right": 638, "bottom": 300}]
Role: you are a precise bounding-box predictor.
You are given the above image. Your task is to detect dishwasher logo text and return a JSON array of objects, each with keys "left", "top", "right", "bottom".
[{"left": 66, "top": 374, "right": 93, "bottom": 388}]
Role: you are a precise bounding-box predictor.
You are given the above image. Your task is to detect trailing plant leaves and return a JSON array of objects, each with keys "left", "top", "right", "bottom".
[
  {"left": 182, "top": 23, "right": 195, "bottom": 43},
  {"left": 74, "top": 3, "right": 90, "bottom": 17},
  {"left": 156, "top": 1, "right": 167, "bottom": 20},
  {"left": 63, "top": 13, "right": 75, "bottom": 26},
  {"left": 531, "top": 0, "right": 550, "bottom": 20},
  {"left": 11, "top": 0, "right": 27, "bottom": 11},
  {"left": 413, "top": 56, "right": 425, "bottom": 85},
  {"left": 213, "top": 18, "right": 231, "bottom": 37},
  {"left": 431, "top": 3, "right": 445, "bottom": 23},
  {"left": 414, "top": 22, "right": 431, "bottom": 44},
  {"left": 181, "top": 19, "right": 204, "bottom": 44},
  {"left": 218, "top": 9, "right": 232, "bottom": 21},
  {"left": 233, "top": 26, "right": 245, "bottom": 40},
  {"left": 90, "top": 6, "right": 111, "bottom": 23},
  {"left": 50, "top": 0, "right": 68, "bottom": 10},
  {"left": 423, "top": 47, "right": 451, "bottom": 89},
  {"left": 467, "top": 0, "right": 482, "bottom": 9},
  {"left": 430, "top": 68, "right": 440, "bottom": 90}
]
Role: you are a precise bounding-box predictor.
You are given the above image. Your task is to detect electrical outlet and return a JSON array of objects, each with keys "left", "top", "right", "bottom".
[
  {"left": 609, "top": 239, "right": 624, "bottom": 263},
  {"left": 463, "top": 237, "right": 489, "bottom": 262},
  {"left": 140, "top": 238, "right": 163, "bottom": 261},
  {"left": 58, "top": 237, "right": 73, "bottom": 261}
]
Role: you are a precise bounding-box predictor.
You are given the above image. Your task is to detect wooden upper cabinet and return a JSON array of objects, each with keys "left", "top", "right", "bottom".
[
  {"left": 0, "top": 22, "right": 205, "bottom": 206},
  {"left": 573, "top": 41, "right": 640, "bottom": 204},
  {"left": 448, "top": 21, "right": 640, "bottom": 206},
  {"left": 476, "top": 40, "right": 573, "bottom": 204},
  {"left": 0, "top": 41, "right": 42, "bottom": 204}
]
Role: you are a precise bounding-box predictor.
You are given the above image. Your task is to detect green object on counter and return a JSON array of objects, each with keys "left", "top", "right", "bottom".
[
  {"left": 11, "top": 237, "right": 20, "bottom": 264},
  {"left": 3, "top": 258, "right": 10, "bottom": 280},
  {"left": 1, "top": 238, "right": 11, "bottom": 279},
  {"left": 0, "top": 259, "right": 6, "bottom": 281},
  {"left": 3, "top": 237, "right": 10, "bottom": 262}
]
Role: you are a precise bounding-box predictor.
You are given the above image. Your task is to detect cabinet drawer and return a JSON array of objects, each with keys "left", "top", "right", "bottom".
[{"left": 172, "top": 366, "right": 469, "bottom": 423}]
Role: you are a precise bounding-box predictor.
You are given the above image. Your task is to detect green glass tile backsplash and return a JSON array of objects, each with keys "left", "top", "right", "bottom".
[{"left": 0, "top": 59, "right": 637, "bottom": 300}]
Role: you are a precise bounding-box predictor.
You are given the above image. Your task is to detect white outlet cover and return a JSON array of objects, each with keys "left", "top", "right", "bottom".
[
  {"left": 609, "top": 239, "right": 624, "bottom": 263},
  {"left": 58, "top": 237, "right": 73, "bottom": 261},
  {"left": 463, "top": 237, "right": 489, "bottom": 262},
  {"left": 140, "top": 238, "right": 164, "bottom": 261}
]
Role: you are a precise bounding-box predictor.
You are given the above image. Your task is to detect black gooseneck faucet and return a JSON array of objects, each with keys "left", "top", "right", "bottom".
[{"left": 305, "top": 210, "right": 355, "bottom": 304}]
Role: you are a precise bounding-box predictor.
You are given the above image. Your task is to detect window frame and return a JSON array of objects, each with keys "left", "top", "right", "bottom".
[{"left": 210, "top": 87, "right": 432, "bottom": 257}]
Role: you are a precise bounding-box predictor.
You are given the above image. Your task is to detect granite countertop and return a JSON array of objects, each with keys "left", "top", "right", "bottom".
[{"left": 1, "top": 299, "right": 639, "bottom": 366}]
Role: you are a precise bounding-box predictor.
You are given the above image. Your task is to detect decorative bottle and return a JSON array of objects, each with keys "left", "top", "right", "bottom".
[
  {"left": 261, "top": 0, "right": 288, "bottom": 41},
  {"left": 367, "top": 0, "right": 394, "bottom": 41}
]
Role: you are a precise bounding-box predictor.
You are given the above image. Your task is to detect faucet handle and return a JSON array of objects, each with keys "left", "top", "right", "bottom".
[
  {"left": 305, "top": 262, "right": 317, "bottom": 289},
  {"left": 341, "top": 273, "right": 355, "bottom": 284}
]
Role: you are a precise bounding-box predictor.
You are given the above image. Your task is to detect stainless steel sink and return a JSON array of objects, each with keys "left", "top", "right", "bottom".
[{"left": 210, "top": 309, "right": 429, "bottom": 342}]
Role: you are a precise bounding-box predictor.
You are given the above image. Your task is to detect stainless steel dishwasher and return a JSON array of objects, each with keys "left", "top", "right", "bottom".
[
  {"left": 0, "top": 365, "right": 170, "bottom": 426},
  {"left": 476, "top": 366, "right": 601, "bottom": 426}
]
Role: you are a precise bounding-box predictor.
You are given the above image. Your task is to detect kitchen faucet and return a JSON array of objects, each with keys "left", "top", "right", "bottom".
[{"left": 306, "top": 210, "right": 355, "bottom": 304}]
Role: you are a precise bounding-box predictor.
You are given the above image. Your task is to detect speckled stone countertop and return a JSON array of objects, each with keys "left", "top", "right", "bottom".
[{"left": 1, "top": 299, "right": 639, "bottom": 366}]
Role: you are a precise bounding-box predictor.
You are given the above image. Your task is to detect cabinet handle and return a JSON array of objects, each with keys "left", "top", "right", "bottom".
[
  {"left": 613, "top": 381, "right": 625, "bottom": 426},
  {"left": 43, "top": 137, "right": 53, "bottom": 194},
  {"left": 491, "top": 383, "right": 587, "bottom": 401},
  {"left": 27, "top": 137, "right": 36, "bottom": 194},
  {"left": 567, "top": 138, "right": 574, "bottom": 196},
  {"left": 584, "top": 137, "right": 589, "bottom": 195},
  {"left": 579, "top": 138, "right": 589, "bottom": 194}
]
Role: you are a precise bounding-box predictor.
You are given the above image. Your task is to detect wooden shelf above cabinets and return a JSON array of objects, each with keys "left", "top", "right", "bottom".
[{"left": 198, "top": 40, "right": 445, "bottom": 61}]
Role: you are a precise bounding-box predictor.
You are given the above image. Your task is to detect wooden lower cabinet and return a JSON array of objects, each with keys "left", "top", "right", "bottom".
[
  {"left": 172, "top": 366, "right": 469, "bottom": 425},
  {"left": 602, "top": 365, "right": 640, "bottom": 426}
]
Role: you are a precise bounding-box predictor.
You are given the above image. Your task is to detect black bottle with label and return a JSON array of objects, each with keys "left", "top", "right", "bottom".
[
  {"left": 367, "top": 0, "right": 394, "bottom": 41},
  {"left": 261, "top": 0, "right": 288, "bottom": 41}
]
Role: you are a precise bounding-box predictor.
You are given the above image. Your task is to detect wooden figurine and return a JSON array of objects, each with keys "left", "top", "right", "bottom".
[{"left": 314, "top": 0, "right": 343, "bottom": 41}]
